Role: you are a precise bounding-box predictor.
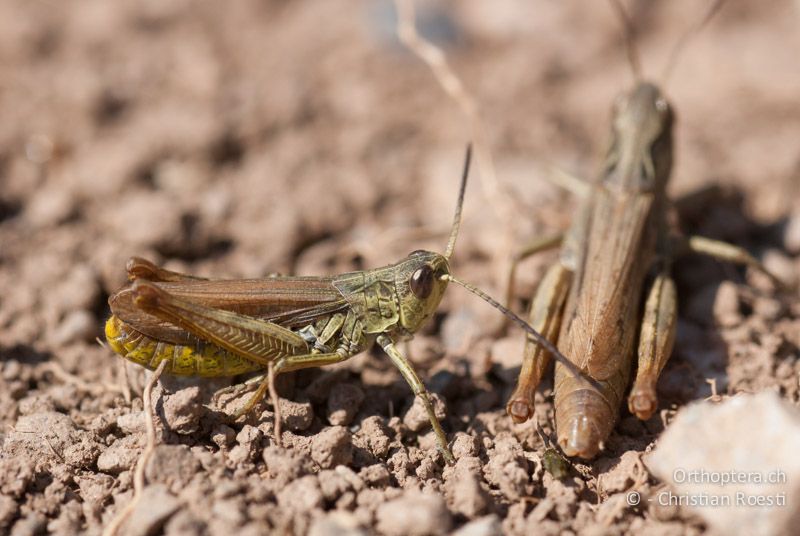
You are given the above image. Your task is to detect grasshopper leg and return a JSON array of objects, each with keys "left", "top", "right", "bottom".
[
  {"left": 126, "top": 257, "right": 209, "bottom": 282},
  {"left": 225, "top": 351, "right": 353, "bottom": 445},
  {"left": 229, "top": 367, "right": 278, "bottom": 445},
  {"left": 545, "top": 165, "right": 592, "bottom": 198},
  {"left": 232, "top": 374, "right": 272, "bottom": 418},
  {"left": 212, "top": 374, "right": 265, "bottom": 405},
  {"left": 506, "top": 263, "right": 572, "bottom": 423},
  {"left": 505, "top": 234, "right": 564, "bottom": 312},
  {"left": 680, "top": 236, "right": 788, "bottom": 290},
  {"left": 628, "top": 272, "right": 678, "bottom": 420},
  {"left": 222, "top": 348, "right": 355, "bottom": 417},
  {"left": 239, "top": 351, "right": 353, "bottom": 444},
  {"left": 377, "top": 334, "right": 455, "bottom": 465}
]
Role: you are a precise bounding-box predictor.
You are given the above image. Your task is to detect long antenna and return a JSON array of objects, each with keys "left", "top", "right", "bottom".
[
  {"left": 662, "top": 0, "right": 727, "bottom": 86},
  {"left": 444, "top": 144, "right": 472, "bottom": 260},
  {"left": 608, "top": 0, "right": 643, "bottom": 81},
  {"left": 442, "top": 273, "right": 603, "bottom": 391}
]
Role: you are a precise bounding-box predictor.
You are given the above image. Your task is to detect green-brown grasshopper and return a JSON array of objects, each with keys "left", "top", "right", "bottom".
[
  {"left": 504, "top": 0, "right": 785, "bottom": 459},
  {"left": 106, "top": 147, "right": 594, "bottom": 464}
]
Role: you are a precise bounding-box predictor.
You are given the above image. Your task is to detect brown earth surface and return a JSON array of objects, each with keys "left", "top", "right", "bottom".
[{"left": 1, "top": 1, "right": 799, "bottom": 535}]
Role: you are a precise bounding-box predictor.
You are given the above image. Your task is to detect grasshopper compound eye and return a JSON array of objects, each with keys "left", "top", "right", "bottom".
[{"left": 410, "top": 265, "right": 434, "bottom": 299}]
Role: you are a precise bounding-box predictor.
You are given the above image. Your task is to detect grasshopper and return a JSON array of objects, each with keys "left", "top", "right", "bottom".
[
  {"left": 105, "top": 146, "right": 593, "bottom": 464},
  {"left": 504, "top": 0, "right": 785, "bottom": 459}
]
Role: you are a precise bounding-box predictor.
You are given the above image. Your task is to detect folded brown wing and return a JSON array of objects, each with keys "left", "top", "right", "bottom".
[{"left": 109, "top": 276, "right": 348, "bottom": 345}]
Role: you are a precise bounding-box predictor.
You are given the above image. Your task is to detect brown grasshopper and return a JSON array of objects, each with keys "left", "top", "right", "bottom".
[
  {"left": 504, "top": 0, "right": 785, "bottom": 459},
  {"left": 105, "top": 146, "right": 594, "bottom": 464}
]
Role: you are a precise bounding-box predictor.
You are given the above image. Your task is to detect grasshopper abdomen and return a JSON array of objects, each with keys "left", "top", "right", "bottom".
[{"left": 105, "top": 315, "right": 263, "bottom": 377}]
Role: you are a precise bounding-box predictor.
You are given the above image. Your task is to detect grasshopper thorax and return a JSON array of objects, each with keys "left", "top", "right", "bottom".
[{"left": 393, "top": 250, "right": 450, "bottom": 334}]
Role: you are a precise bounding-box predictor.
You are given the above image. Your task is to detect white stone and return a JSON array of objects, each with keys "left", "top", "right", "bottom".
[{"left": 646, "top": 392, "right": 800, "bottom": 536}]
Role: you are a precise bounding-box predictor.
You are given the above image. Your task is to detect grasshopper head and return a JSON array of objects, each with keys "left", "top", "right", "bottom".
[
  {"left": 605, "top": 81, "right": 673, "bottom": 193},
  {"left": 394, "top": 250, "right": 450, "bottom": 334}
]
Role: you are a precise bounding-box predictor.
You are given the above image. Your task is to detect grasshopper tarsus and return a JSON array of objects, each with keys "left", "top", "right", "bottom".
[
  {"left": 628, "top": 383, "right": 658, "bottom": 420},
  {"left": 507, "top": 399, "right": 534, "bottom": 425}
]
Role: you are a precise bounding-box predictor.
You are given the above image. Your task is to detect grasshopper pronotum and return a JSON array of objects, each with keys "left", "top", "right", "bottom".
[
  {"left": 106, "top": 146, "right": 594, "bottom": 464},
  {"left": 504, "top": 0, "right": 785, "bottom": 459}
]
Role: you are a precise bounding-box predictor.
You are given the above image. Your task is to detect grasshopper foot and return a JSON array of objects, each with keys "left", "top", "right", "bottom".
[
  {"left": 506, "top": 398, "right": 535, "bottom": 424},
  {"left": 628, "top": 383, "right": 658, "bottom": 420}
]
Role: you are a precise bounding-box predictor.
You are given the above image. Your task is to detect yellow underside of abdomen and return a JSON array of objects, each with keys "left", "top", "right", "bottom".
[{"left": 105, "top": 316, "right": 263, "bottom": 377}]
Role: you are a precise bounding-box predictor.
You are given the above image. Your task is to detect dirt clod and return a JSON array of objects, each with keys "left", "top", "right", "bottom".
[
  {"left": 375, "top": 490, "right": 452, "bottom": 536},
  {"left": 403, "top": 393, "right": 447, "bottom": 433},
  {"left": 327, "top": 383, "right": 365, "bottom": 426},
  {"left": 279, "top": 398, "right": 315, "bottom": 432},
  {"left": 160, "top": 386, "right": 203, "bottom": 435},
  {"left": 262, "top": 446, "right": 313, "bottom": 488},
  {"left": 97, "top": 435, "right": 141, "bottom": 475},
  {"left": 277, "top": 475, "right": 324, "bottom": 512},
  {"left": 597, "top": 451, "right": 645, "bottom": 494},
  {"left": 145, "top": 445, "right": 201, "bottom": 493},
  {"left": 354, "top": 416, "right": 392, "bottom": 459},
  {"left": 444, "top": 457, "right": 491, "bottom": 518},
  {"left": 308, "top": 511, "right": 366, "bottom": 536},
  {"left": 121, "top": 484, "right": 181, "bottom": 536},
  {"left": 311, "top": 426, "right": 354, "bottom": 469},
  {"left": 483, "top": 435, "right": 530, "bottom": 501}
]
